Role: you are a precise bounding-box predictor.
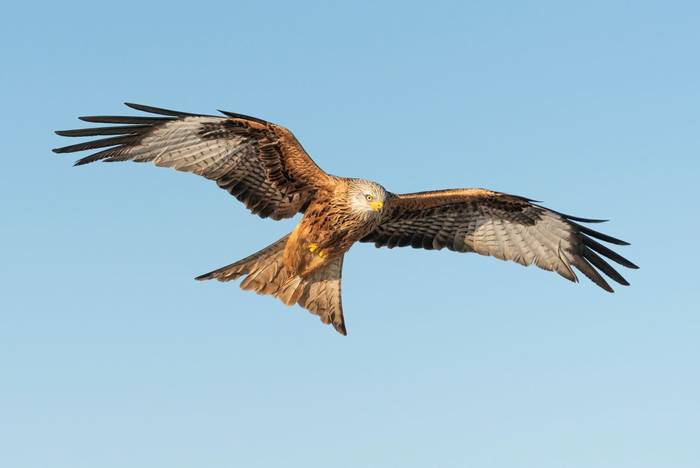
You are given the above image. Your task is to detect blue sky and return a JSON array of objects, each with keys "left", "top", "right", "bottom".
[{"left": 1, "top": 1, "right": 698, "bottom": 467}]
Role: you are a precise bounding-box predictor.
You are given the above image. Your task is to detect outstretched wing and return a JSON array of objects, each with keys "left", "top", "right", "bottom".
[
  {"left": 53, "top": 103, "right": 334, "bottom": 220},
  {"left": 361, "top": 188, "right": 638, "bottom": 292}
]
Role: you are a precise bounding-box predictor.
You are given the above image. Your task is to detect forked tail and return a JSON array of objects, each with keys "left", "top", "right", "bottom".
[{"left": 196, "top": 235, "right": 347, "bottom": 335}]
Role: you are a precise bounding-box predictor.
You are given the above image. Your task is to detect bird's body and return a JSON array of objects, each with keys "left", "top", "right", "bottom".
[
  {"left": 283, "top": 179, "right": 382, "bottom": 277},
  {"left": 54, "top": 103, "right": 638, "bottom": 335}
]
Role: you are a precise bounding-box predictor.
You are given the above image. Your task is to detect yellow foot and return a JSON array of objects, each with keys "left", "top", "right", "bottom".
[{"left": 308, "top": 243, "right": 328, "bottom": 258}]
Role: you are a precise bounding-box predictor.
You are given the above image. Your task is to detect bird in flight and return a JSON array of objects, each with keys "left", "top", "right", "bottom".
[{"left": 54, "top": 103, "right": 638, "bottom": 335}]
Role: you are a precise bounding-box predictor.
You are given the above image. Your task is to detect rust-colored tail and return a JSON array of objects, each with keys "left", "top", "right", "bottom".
[
  {"left": 196, "top": 235, "right": 347, "bottom": 335},
  {"left": 196, "top": 235, "right": 290, "bottom": 293}
]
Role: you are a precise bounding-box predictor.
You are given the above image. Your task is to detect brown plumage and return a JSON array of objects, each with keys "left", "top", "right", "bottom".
[{"left": 54, "top": 103, "right": 639, "bottom": 335}]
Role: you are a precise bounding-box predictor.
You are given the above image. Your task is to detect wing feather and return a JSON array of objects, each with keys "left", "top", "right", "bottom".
[
  {"left": 53, "top": 103, "right": 334, "bottom": 220},
  {"left": 362, "top": 189, "right": 638, "bottom": 292}
]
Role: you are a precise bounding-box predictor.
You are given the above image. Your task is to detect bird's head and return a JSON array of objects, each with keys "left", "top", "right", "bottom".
[{"left": 347, "top": 179, "right": 387, "bottom": 216}]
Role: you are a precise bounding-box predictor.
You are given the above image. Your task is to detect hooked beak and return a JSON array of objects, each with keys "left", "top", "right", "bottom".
[{"left": 369, "top": 200, "right": 384, "bottom": 212}]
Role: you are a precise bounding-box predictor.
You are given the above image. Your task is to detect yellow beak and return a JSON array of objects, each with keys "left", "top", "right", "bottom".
[{"left": 369, "top": 200, "right": 384, "bottom": 211}]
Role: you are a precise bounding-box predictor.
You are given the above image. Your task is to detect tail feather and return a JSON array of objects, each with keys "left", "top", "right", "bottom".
[
  {"left": 239, "top": 261, "right": 284, "bottom": 295},
  {"left": 297, "top": 256, "right": 346, "bottom": 335},
  {"left": 196, "top": 235, "right": 347, "bottom": 335},
  {"left": 195, "top": 235, "right": 289, "bottom": 282},
  {"left": 278, "top": 276, "right": 305, "bottom": 305}
]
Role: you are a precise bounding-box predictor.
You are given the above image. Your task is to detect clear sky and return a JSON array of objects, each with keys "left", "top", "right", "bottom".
[{"left": 1, "top": 1, "right": 698, "bottom": 467}]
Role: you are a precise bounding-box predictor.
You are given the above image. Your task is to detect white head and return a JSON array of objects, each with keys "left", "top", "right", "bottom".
[{"left": 347, "top": 179, "right": 388, "bottom": 216}]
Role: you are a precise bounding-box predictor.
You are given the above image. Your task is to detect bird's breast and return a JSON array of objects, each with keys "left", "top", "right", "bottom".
[{"left": 283, "top": 202, "right": 376, "bottom": 277}]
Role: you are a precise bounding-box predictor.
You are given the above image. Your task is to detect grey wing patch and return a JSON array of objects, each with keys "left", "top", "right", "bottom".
[{"left": 467, "top": 208, "right": 580, "bottom": 281}]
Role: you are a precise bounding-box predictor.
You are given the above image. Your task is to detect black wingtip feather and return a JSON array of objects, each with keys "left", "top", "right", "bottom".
[
  {"left": 582, "top": 236, "right": 639, "bottom": 269},
  {"left": 218, "top": 109, "right": 269, "bottom": 125},
  {"left": 70, "top": 147, "right": 123, "bottom": 166},
  {"left": 574, "top": 257, "right": 615, "bottom": 293},
  {"left": 55, "top": 125, "right": 150, "bottom": 138},
  {"left": 51, "top": 135, "right": 137, "bottom": 154},
  {"left": 548, "top": 208, "right": 608, "bottom": 223},
  {"left": 124, "top": 102, "right": 197, "bottom": 117},
  {"left": 583, "top": 248, "right": 630, "bottom": 286},
  {"left": 571, "top": 221, "right": 630, "bottom": 246},
  {"left": 565, "top": 214, "right": 608, "bottom": 223},
  {"left": 73, "top": 156, "right": 96, "bottom": 166},
  {"left": 79, "top": 115, "right": 171, "bottom": 124}
]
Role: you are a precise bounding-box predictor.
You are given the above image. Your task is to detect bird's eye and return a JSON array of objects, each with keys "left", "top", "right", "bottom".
[{"left": 365, "top": 194, "right": 373, "bottom": 201}]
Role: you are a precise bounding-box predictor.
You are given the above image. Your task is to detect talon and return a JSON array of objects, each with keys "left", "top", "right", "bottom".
[
  {"left": 318, "top": 250, "right": 327, "bottom": 258},
  {"left": 308, "top": 243, "right": 318, "bottom": 253}
]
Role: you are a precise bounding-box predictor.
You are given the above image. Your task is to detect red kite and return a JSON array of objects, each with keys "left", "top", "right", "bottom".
[{"left": 54, "top": 103, "right": 638, "bottom": 335}]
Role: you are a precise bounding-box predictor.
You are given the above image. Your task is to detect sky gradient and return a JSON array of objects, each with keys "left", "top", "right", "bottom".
[{"left": 1, "top": 1, "right": 698, "bottom": 467}]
